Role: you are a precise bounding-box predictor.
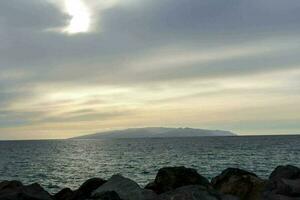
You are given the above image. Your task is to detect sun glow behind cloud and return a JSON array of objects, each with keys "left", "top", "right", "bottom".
[
  {"left": 61, "top": 0, "right": 120, "bottom": 34},
  {"left": 64, "top": 0, "right": 91, "bottom": 34}
]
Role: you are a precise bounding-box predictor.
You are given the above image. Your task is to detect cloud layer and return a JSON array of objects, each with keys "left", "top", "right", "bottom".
[{"left": 0, "top": 0, "right": 300, "bottom": 139}]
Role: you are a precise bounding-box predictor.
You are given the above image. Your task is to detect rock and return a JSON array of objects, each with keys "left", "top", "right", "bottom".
[
  {"left": 72, "top": 178, "right": 107, "bottom": 200},
  {"left": 211, "top": 168, "right": 258, "bottom": 187},
  {"left": 263, "top": 193, "right": 300, "bottom": 200},
  {"left": 92, "top": 174, "right": 157, "bottom": 200},
  {"left": 211, "top": 168, "right": 266, "bottom": 200},
  {"left": 92, "top": 191, "right": 122, "bottom": 200},
  {"left": 264, "top": 165, "right": 300, "bottom": 199},
  {"left": 158, "top": 185, "right": 239, "bottom": 200},
  {"left": 269, "top": 165, "right": 300, "bottom": 181},
  {"left": 145, "top": 182, "right": 156, "bottom": 191},
  {"left": 54, "top": 188, "right": 74, "bottom": 200},
  {"left": 221, "top": 195, "right": 241, "bottom": 200},
  {"left": 0, "top": 180, "right": 23, "bottom": 190},
  {"left": 145, "top": 166, "right": 210, "bottom": 194},
  {"left": 281, "top": 179, "right": 300, "bottom": 195},
  {"left": 266, "top": 179, "right": 300, "bottom": 196},
  {"left": 0, "top": 181, "right": 53, "bottom": 200}
]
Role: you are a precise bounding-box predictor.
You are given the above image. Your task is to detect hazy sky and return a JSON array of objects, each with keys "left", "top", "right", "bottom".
[{"left": 1, "top": 0, "right": 300, "bottom": 139}]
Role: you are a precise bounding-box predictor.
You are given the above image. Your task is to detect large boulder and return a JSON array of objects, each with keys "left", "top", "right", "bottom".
[
  {"left": 92, "top": 191, "right": 122, "bottom": 200},
  {"left": 92, "top": 174, "right": 157, "bottom": 200},
  {"left": 145, "top": 166, "right": 210, "bottom": 194},
  {"left": 266, "top": 179, "right": 300, "bottom": 197},
  {"left": 263, "top": 194, "right": 300, "bottom": 200},
  {"left": 280, "top": 179, "right": 300, "bottom": 195},
  {"left": 0, "top": 180, "right": 53, "bottom": 200},
  {"left": 158, "top": 185, "right": 239, "bottom": 200},
  {"left": 264, "top": 165, "right": 300, "bottom": 199},
  {"left": 54, "top": 178, "right": 106, "bottom": 200},
  {"left": 0, "top": 180, "right": 23, "bottom": 190},
  {"left": 54, "top": 188, "right": 74, "bottom": 200},
  {"left": 211, "top": 168, "right": 266, "bottom": 200},
  {"left": 72, "top": 178, "right": 107, "bottom": 200},
  {"left": 269, "top": 165, "right": 300, "bottom": 181}
]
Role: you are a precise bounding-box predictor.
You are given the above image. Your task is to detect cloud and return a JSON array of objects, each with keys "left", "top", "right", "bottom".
[
  {"left": 0, "top": 0, "right": 68, "bottom": 30},
  {"left": 0, "top": 0, "right": 300, "bottom": 138}
]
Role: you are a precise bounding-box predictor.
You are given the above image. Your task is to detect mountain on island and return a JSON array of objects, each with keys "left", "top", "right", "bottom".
[{"left": 72, "top": 127, "right": 236, "bottom": 139}]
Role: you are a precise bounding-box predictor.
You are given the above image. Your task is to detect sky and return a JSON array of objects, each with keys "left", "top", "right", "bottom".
[{"left": 0, "top": 0, "right": 300, "bottom": 139}]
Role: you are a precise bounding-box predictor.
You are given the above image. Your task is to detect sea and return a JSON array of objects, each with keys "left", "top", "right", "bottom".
[{"left": 0, "top": 135, "right": 299, "bottom": 194}]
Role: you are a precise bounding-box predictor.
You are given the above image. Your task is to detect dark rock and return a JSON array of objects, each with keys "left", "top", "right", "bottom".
[
  {"left": 211, "top": 168, "right": 266, "bottom": 200},
  {"left": 211, "top": 168, "right": 258, "bottom": 188},
  {"left": 221, "top": 195, "right": 241, "bottom": 200},
  {"left": 72, "top": 178, "right": 106, "bottom": 200},
  {"left": 158, "top": 185, "right": 239, "bottom": 200},
  {"left": 264, "top": 165, "right": 300, "bottom": 199},
  {"left": 145, "top": 182, "right": 156, "bottom": 192},
  {"left": 263, "top": 193, "right": 300, "bottom": 200},
  {"left": 145, "top": 166, "right": 210, "bottom": 194},
  {"left": 54, "top": 188, "right": 74, "bottom": 200},
  {"left": 266, "top": 179, "right": 300, "bottom": 196},
  {"left": 92, "top": 174, "right": 157, "bottom": 200},
  {"left": 92, "top": 191, "right": 122, "bottom": 200},
  {"left": 269, "top": 165, "right": 300, "bottom": 181},
  {"left": 0, "top": 180, "right": 23, "bottom": 190},
  {"left": 0, "top": 181, "right": 53, "bottom": 200},
  {"left": 281, "top": 179, "right": 300, "bottom": 195}
]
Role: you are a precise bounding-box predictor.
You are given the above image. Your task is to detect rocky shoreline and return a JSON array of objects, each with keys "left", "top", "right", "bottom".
[{"left": 1, "top": 165, "right": 300, "bottom": 200}]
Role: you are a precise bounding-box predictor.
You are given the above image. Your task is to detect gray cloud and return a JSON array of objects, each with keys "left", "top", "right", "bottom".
[
  {"left": 0, "top": 0, "right": 300, "bottom": 137},
  {"left": 102, "top": 0, "right": 300, "bottom": 40},
  {"left": 0, "top": 0, "right": 67, "bottom": 29}
]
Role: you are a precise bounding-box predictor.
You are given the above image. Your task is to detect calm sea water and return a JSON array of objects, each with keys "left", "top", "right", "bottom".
[{"left": 0, "top": 136, "right": 299, "bottom": 193}]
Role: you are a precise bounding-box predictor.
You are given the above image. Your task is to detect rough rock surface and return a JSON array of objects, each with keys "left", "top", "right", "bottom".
[
  {"left": 73, "top": 178, "right": 106, "bottom": 200},
  {"left": 264, "top": 193, "right": 300, "bottom": 200},
  {"left": 92, "top": 174, "right": 157, "bottom": 200},
  {"left": 158, "top": 185, "right": 239, "bottom": 200},
  {"left": 54, "top": 188, "right": 74, "bottom": 200},
  {"left": 145, "top": 166, "right": 210, "bottom": 194},
  {"left": 92, "top": 191, "right": 122, "bottom": 200},
  {"left": 2, "top": 165, "right": 300, "bottom": 200},
  {"left": 211, "top": 168, "right": 266, "bottom": 200},
  {"left": 269, "top": 165, "right": 300, "bottom": 181},
  {"left": 0, "top": 181, "right": 53, "bottom": 200},
  {"left": 264, "top": 165, "right": 300, "bottom": 199}
]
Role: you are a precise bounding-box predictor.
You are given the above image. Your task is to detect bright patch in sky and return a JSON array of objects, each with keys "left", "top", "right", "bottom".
[{"left": 64, "top": 0, "right": 91, "bottom": 34}]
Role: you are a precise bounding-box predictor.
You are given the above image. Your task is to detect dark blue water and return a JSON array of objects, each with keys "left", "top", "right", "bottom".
[{"left": 0, "top": 136, "right": 299, "bottom": 193}]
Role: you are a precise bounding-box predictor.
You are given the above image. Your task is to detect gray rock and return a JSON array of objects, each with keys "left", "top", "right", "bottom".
[{"left": 92, "top": 175, "right": 157, "bottom": 200}]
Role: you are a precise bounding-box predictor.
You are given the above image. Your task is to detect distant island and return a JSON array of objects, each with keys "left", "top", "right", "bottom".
[{"left": 72, "top": 127, "right": 236, "bottom": 139}]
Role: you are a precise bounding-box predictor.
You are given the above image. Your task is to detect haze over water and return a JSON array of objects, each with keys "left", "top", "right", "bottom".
[{"left": 1, "top": 135, "right": 299, "bottom": 193}]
